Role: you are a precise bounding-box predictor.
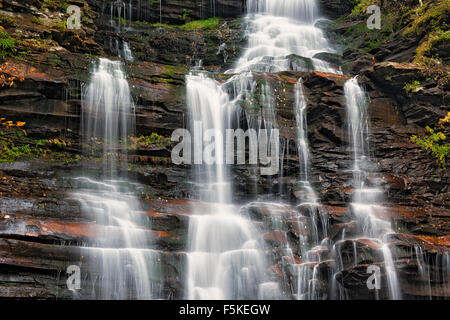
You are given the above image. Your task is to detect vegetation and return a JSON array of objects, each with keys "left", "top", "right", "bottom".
[
  {"left": 0, "top": 29, "right": 16, "bottom": 59},
  {"left": 0, "top": 63, "right": 24, "bottom": 87},
  {"left": 0, "top": 15, "right": 18, "bottom": 28},
  {"left": 350, "top": 0, "right": 379, "bottom": 16},
  {"left": 402, "top": 0, "right": 450, "bottom": 83},
  {"left": 403, "top": 0, "right": 449, "bottom": 38},
  {"left": 0, "top": 118, "right": 80, "bottom": 163},
  {"left": 179, "top": 18, "right": 220, "bottom": 31},
  {"left": 411, "top": 112, "right": 450, "bottom": 169},
  {"left": 126, "top": 133, "right": 171, "bottom": 150},
  {"left": 346, "top": 0, "right": 449, "bottom": 86},
  {"left": 42, "top": 0, "right": 69, "bottom": 12},
  {"left": 404, "top": 80, "right": 422, "bottom": 93}
]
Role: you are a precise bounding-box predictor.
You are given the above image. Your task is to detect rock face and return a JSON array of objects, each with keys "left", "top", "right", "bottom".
[
  {"left": 317, "top": 0, "right": 353, "bottom": 19},
  {"left": 87, "top": 0, "right": 246, "bottom": 25},
  {"left": 0, "top": 0, "right": 448, "bottom": 300}
]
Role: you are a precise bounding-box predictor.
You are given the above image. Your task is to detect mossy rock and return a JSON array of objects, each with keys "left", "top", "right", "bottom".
[
  {"left": 286, "top": 54, "right": 315, "bottom": 72},
  {"left": 313, "top": 52, "right": 344, "bottom": 66}
]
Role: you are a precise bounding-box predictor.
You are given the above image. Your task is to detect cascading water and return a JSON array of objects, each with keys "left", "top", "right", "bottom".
[
  {"left": 185, "top": 73, "right": 279, "bottom": 300},
  {"left": 182, "top": 0, "right": 429, "bottom": 301},
  {"left": 294, "top": 79, "right": 317, "bottom": 203},
  {"left": 343, "top": 78, "right": 402, "bottom": 300},
  {"left": 185, "top": 0, "right": 339, "bottom": 300},
  {"left": 75, "top": 58, "right": 158, "bottom": 299},
  {"left": 108, "top": 0, "right": 135, "bottom": 60},
  {"left": 229, "top": 0, "right": 338, "bottom": 74}
]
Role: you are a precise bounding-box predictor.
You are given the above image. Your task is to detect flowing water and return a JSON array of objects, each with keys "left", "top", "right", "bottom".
[
  {"left": 343, "top": 78, "right": 402, "bottom": 299},
  {"left": 64, "top": 0, "right": 443, "bottom": 300},
  {"left": 294, "top": 79, "right": 317, "bottom": 203},
  {"left": 185, "top": 0, "right": 406, "bottom": 301},
  {"left": 229, "top": 0, "right": 337, "bottom": 74},
  {"left": 75, "top": 58, "right": 158, "bottom": 299},
  {"left": 185, "top": 0, "right": 337, "bottom": 300},
  {"left": 185, "top": 73, "right": 280, "bottom": 299}
]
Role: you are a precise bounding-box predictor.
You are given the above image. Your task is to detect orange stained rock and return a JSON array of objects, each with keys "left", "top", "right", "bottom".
[
  {"left": 155, "top": 230, "right": 180, "bottom": 239},
  {"left": 3, "top": 62, "right": 51, "bottom": 81},
  {"left": 313, "top": 71, "right": 351, "bottom": 80},
  {"left": 39, "top": 219, "right": 98, "bottom": 238},
  {"left": 356, "top": 238, "right": 382, "bottom": 250},
  {"left": 263, "top": 230, "right": 288, "bottom": 243},
  {"left": 271, "top": 265, "right": 284, "bottom": 277},
  {"left": 411, "top": 234, "right": 450, "bottom": 248}
]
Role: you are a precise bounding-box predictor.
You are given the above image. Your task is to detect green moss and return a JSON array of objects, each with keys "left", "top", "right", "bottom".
[
  {"left": 404, "top": 0, "right": 449, "bottom": 37},
  {"left": 0, "top": 15, "right": 19, "bottom": 28},
  {"left": 404, "top": 80, "right": 422, "bottom": 93},
  {"left": 162, "top": 64, "right": 185, "bottom": 77},
  {"left": 151, "top": 22, "right": 175, "bottom": 29},
  {"left": 351, "top": 0, "right": 379, "bottom": 16},
  {"left": 126, "top": 133, "right": 171, "bottom": 150},
  {"left": 52, "top": 20, "right": 67, "bottom": 31},
  {"left": 411, "top": 126, "right": 449, "bottom": 169},
  {"left": 0, "top": 127, "right": 80, "bottom": 163},
  {"left": 42, "top": 0, "right": 69, "bottom": 12},
  {"left": 179, "top": 18, "right": 220, "bottom": 31},
  {"left": 0, "top": 30, "right": 16, "bottom": 59},
  {"left": 31, "top": 16, "right": 43, "bottom": 25}
]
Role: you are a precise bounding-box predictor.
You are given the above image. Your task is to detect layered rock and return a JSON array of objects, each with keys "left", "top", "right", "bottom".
[{"left": 0, "top": 0, "right": 448, "bottom": 300}]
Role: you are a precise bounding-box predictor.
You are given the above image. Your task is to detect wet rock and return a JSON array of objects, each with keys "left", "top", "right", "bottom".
[
  {"left": 317, "top": 0, "right": 353, "bottom": 19},
  {"left": 333, "top": 238, "right": 384, "bottom": 270},
  {"left": 313, "top": 52, "right": 344, "bottom": 66},
  {"left": 368, "top": 61, "right": 423, "bottom": 91}
]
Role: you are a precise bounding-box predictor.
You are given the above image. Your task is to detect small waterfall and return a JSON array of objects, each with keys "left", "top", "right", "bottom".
[
  {"left": 109, "top": 0, "right": 135, "bottom": 60},
  {"left": 247, "top": 0, "right": 319, "bottom": 22},
  {"left": 187, "top": 207, "right": 269, "bottom": 299},
  {"left": 344, "top": 78, "right": 402, "bottom": 300},
  {"left": 294, "top": 79, "right": 317, "bottom": 202},
  {"left": 122, "top": 41, "right": 134, "bottom": 61},
  {"left": 185, "top": 0, "right": 339, "bottom": 301},
  {"left": 229, "top": 0, "right": 337, "bottom": 74},
  {"left": 345, "top": 78, "right": 370, "bottom": 194},
  {"left": 77, "top": 58, "right": 157, "bottom": 299},
  {"left": 82, "top": 58, "right": 134, "bottom": 170},
  {"left": 185, "top": 73, "right": 277, "bottom": 299}
]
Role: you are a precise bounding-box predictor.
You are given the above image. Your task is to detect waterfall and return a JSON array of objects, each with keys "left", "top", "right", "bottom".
[
  {"left": 294, "top": 79, "right": 317, "bottom": 203},
  {"left": 122, "top": 41, "right": 134, "bottom": 61},
  {"left": 109, "top": 0, "right": 135, "bottom": 60},
  {"left": 76, "top": 58, "right": 157, "bottom": 299},
  {"left": 344, "top": 78, "right": 402, "bottom": 300},
  {"left": 247, "top": 0, "right": 319, "bottom": 22},
  {"left": 185, "top": 73, "right": 278, "bottom": 299},
  {"left": 185, "top": 0, "right": 343, "bottom": 301},
  {"left": 229, "top": 0, "right": 337, "bottom": 74},
  {"left": 82, "top": 58, "right": 134, "bottom": 169}
]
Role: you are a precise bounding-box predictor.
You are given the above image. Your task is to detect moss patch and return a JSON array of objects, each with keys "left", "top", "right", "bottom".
[
  {"left": 403, "top": 0, "right": 449, "bottom": 37},
  {"left": 0, "top": 30, "right": 16, "bottom": 59},
  {"left": 179, "top": 18, "right": 220, "bottom": 31}
]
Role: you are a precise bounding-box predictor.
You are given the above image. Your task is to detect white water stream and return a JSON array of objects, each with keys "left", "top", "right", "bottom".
[
  {"left": 185, "top": 0, "right": 337, "bottom": 300},
  {"left": 75, "top": 58, "right": 158, "bottom": 299}
]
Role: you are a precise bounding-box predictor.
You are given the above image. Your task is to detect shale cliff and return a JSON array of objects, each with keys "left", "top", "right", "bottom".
[{"left": 0, "top": 0, "right": 448, "bottom": 299}]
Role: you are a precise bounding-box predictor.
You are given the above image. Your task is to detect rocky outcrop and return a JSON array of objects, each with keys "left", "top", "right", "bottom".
[
  {"left": 317, "top": 0, "right": 353, "bottom": 19},
  {"left": 87, "top": 0, "right": 246, "bottom": 25},
  {"left": 0, "top": 0, "right": 448, "bottom": 300}
]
